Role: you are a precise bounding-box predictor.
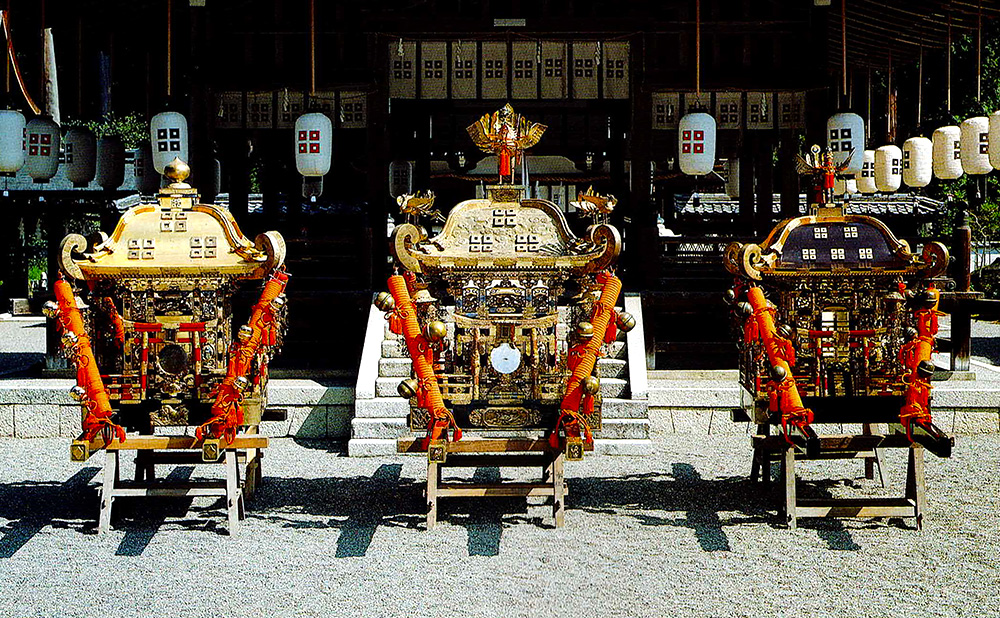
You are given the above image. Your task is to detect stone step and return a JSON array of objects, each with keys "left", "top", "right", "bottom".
[
  {"left": 378, "top": 357, "right": 412, "bottom": 378},
  {"left": 595, "top": 418, "right": 651, "bottom": 440},
  {"left": 648, "top": 380, "right": 742, "bottom": 408},
  {"left": 381, "top": 339, "right": 409, "bottom": 358},
  {"left": 597, "top": 358, "right": 627, "bottom": 378},
  {"left": 602, "top": 397, "right": 649, "bottom": 419},
  {"left": 354, "top": 397, "right": 410, "bottom": 418},
  {"left": 350, "top": 416, "right": 411, "bottom": 440},
  {"left": 600, "top": 377, "right": 628, "bottom": 398}
]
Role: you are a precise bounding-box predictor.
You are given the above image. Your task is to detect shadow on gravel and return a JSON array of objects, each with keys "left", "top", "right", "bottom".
[
  {"left": 0, "top": 467, "right": 100, "bottom": 557},
  {"left": 115, "top": 466, "right": 196, "bottom": 556},
  {"left": 569, "top": 468, "right": 770, "bottom": 552},
  {"left": 972, "top": 336, "right": 1000, "bottom": 365},
  {"left": 464, "top": 467, "right": 502, "bottom": 556},
  {"left": 247, "top": 467, "right": 425, "bottom": 547}
]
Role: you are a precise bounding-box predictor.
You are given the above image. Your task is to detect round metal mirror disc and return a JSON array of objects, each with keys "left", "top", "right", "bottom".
[
  {"left": 157, "top": 343, "right": 188, "bottom": 376},
  {"left": 489, "top": 342, "right": 522, "bottom": 374}
]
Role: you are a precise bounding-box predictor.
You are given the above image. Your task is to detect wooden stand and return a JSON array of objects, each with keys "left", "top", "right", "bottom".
[
  {"left": 752, "top": 430, "right": 926, "bottom": 530},
  {"left": 71, "top": 434, "right": 268, "bottom": 535},
  {"left": 397, "top": 437, "right": 592, "bottom": 529}
]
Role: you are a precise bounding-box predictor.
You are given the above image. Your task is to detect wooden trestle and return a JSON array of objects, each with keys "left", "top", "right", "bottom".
[
  {"left": 751, "top": 426, "right": 931, "bottom": 530},
  {"left": 397, "top": 437, "right": 592, "bottom": 529},
  {"left": 71, "top": 432, "right": 268, "bottom": 535}
]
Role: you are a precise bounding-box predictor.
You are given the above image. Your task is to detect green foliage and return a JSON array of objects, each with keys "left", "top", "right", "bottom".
[{"left": 63, "top": 112, "right": 148, "bottom": 149}]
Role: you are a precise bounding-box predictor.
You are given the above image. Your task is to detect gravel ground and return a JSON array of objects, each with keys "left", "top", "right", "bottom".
[
  {"left": 0, "top": 318, "right": 46, "bottom": 377},
  {"left": 1, "top": 429, "right": 998, "bottom": 618}
]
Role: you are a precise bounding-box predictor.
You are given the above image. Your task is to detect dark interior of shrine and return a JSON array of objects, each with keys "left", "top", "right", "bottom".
[{"left": 0, "top": 0, "right": 996, "bottom": 373}]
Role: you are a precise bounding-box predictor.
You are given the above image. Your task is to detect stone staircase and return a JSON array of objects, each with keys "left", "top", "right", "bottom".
[{"left": 349, "top": 293, "right": 651, "bottom": 456}]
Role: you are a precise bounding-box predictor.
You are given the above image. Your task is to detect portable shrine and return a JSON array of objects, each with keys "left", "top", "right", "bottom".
[
  {"left": 46, "top": 158, "right": 288, "bottom": 534},
  {"left": 724, "top": 145, "right": 953, "bottom": 529},
  {"left": 375, "top": 104, "right": 630, "bottom": 528}
]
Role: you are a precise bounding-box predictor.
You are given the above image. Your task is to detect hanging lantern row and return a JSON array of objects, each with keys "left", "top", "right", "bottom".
[{"left": 677, "top": 108, "right": 1000, "bottom": 194}]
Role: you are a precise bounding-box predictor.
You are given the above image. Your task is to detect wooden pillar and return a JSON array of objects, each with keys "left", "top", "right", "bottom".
[
  {"left": 778, "top": 132, "right": 800, "bottom": 219},
  {"left": 367, "top": 34, "right": 390, "bottom": 288},
  {"left": 738, "top": 134, "right": 755, "bottom": 233},
  {"left": 951, "top": 196, "right": 974, "bottom": 371},
  {"left": 223, "top": 134, "right": 249, "bottom": 217},
  {"left": 753, "top": 135, "right": 773, "bottom": 235},
  {"left": 627, "top": 34, "right": 657, "bottom": 290}
]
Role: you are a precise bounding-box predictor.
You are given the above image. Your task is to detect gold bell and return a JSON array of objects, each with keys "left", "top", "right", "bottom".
[
  {"left": 374, "top": 291, "right": 395, "bottom": 312},
  {"left": 61, "top": 331, "right": 79, "bottom": 347},
  {"left": 42, "top": 301, "right": 59, "bottom": 318},
  {"left": 69, "top": 385, "right": 87, "bottom": 401},
  {"left": 616, "top": 311, "right": 636, "bottom": 332},
  {"left": 271, "top": 295, "right": 287, "bottom": 310},
  {"left": 413, "top": 289, "right": 436, "bottom": 305},
  {"left": 576, "top": 321, "right": 594, "bottom": 340},
  {"left": 581, "top": 375, "right": 601, "bottom": 395},
  {"left": 424, "top": 320, "right": 447, "bottom": 342},
  {"left": 237, "top": 325, "right": 253, "bottom": 343},
  {"left": 398, "top": 378, "right": 419, "bottom": 399},
  {"left": 234, "top": 376, "right": 252, "bottom": 391}
]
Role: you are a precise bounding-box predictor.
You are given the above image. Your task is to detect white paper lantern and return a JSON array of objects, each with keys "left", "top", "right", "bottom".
[
  {"left": 856, "top": 150, "right": 877, "bottom": 194},
  {"left": 678, "top": 113, "right": 716, "bottom": 176},
  {"left": 133, "top": 141, "right": 161, "bottom": 194},
  {"left": 725, "top": 158, "right": 739, "bottom": 198},
  {"left": 989, "top": 111, "right": 1000, "bottom": 170},
  {"left": 0, "top": 109, "right": 26, "bottom": 173},
  {"left": 294, "top": 112, "right": 333, "bottom": 177},
  {"left": 24, "top": 116, "right": 60, "bottom": 182},
  {"left": 826, "top": 112, "right": 865, "bottom": 175},
  {"left": 960, "top": 117, "right": 992, "bottom": 175},
  {"left": 97, "top": 136, "right": 125, "bottom": 190},
  {"left": 902, "top": 137, "right": 933, "bottom": 188},
  {"left": 932, "top": 126, "right": 962, "bottom": 180},
  {"left": 874, "top": 145, "right": 902, "bottom": 193},
  {"left": 149, "top": 111, "right": 189, "bottom": 174},
  {"left": 833, "top": 176, "right": 858, "bottom": 196},
  {"left": 63, "top": 127, "right": 97, "bottom": 187}
]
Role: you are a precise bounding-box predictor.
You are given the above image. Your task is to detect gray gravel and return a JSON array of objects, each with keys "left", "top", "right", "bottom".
[
  {"left": 1, "top": 427, "right": 998, "bottom": 618},
  {"left": 0, "top": 317, "right": 46, "bottom": 377}
]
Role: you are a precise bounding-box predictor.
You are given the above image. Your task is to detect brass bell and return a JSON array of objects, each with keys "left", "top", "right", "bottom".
[
  {"left": 917, "top": 360, "right": 936, "bottom": 379},
  {"left": 770, "top": 364, "right": 788, "bottom": 382},
  {"left": 738, "top": 301, "right": 753, "bottom": 316},
  {"left": 424, "top": 320, "right": 447, "bottom": 342},
  {"left": 581, "top": 375, "right": 601, "bottom": 395},
  {"left": 398, "top": 378, "right": 419, "bottom": 399},
  {"left": 904, "top": 326, "right": 919, "bottom": 341},
  {"left": 576, "top": 321, "right": 594, "bottom": 340},
  {"left": 69, "top": 385, "right": 87, "bottom": 401},
  {"left": 777, "top": 323, "right": 795, "bottom": 340},
  {"left": 616, "top": 311, "right": 636, "bottom": 332},
  {"left": 374, "top": 291, "right": 395, "bottom": 312},
  {"left": 42, "top": 301, "right": 59, "bottom": 318},
  {"left": 723, "top": 288, "right": 737, "bottom": 305},
  {"left": 237, "top": 325, "right": 254, "bottom": 343},
  {"left": 61, "top": 331, "right": 79, "bottom": 347},
  {"left": 235, "top": 376, "right": 252, "bottom": 391},
  {"left": 271, "top": 295, "right": 287, "bottom": 309}
]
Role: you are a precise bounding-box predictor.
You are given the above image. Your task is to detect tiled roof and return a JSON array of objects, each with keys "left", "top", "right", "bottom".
[{"left": 674, "top": 193, "right": 945, "bottom": 217}]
